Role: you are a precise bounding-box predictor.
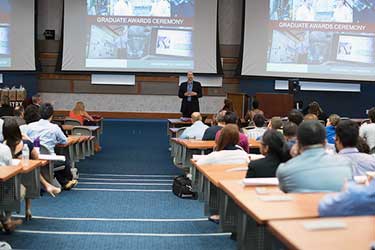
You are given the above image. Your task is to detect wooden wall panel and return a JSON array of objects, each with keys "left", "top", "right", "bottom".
[
  {"left": 73, "top": 80, "right": 138, "bottom": 94},
  {"left": 140, "top": 82, "right": 178, "bottom": 95},
  {"left": 38, "top": 79, "right": 71, "bottom": 93}
]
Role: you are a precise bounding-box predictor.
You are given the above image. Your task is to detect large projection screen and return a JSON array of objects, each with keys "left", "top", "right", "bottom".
[
  {"left": 0, "top": 0, "right": 35, "bottom": 71},
  {"left": 241, "top": 0, "right": 375, "bottom": 81},
  {"left": 62, "top": 0, "right": 218, "bottom": 73}
]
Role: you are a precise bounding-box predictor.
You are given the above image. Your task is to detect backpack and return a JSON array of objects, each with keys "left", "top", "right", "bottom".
[{"left": 172, "top": 175, "right": 196, "bottom": 199}]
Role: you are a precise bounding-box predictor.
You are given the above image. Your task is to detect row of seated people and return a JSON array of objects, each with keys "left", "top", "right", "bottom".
[
  {"left": 0, "top": 103, "right": 78, "bottom": 232},
  {"left": 180, "top": 107, "right": 375, "bottom": 221}
]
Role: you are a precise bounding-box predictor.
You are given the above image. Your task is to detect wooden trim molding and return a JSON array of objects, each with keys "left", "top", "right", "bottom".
[{"left": 53, "top": 110, "right": 213, "bottom": 119}]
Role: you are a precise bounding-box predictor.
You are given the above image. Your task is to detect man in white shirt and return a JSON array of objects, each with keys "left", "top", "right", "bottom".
[
  {"left": 113, "top": 0, "right": 133, "bottom": 16},
  {"left": 179, "top": 112, "right": 209, "bottom": 140},
  {"left": 359, "top": 107, "right": 375, "bottom": 151}
]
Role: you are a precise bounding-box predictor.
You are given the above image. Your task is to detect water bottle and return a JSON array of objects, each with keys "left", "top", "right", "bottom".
[{"left": 22, "top": 143, "right": 29, "bottom": 166}]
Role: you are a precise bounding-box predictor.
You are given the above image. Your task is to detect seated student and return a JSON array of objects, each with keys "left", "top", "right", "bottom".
[
  {"left": 202, "top": 111, "right": 226, "bottom": 141},
  {"left": 69, "top": 101, "right": 94, "bottom": 125},
  {"left": 319, "top": 177, "right": 375, "bottom": 217},
  {"left": 3, "top": 118, "right": 61, "bottom": 220},
  {"left": 326, "top": 114, "right": 340, "bottom": 145},
  {"left": 20, "top": 105, "right": 41, "bottom": 136},
  {"left": 220, "top": 99, "right": 234, "bottom": 112},
  {"left": 179, "top": 112, "right": 209, "bottom": 139},
  {"left": 283, "top": 122, "right": 298, "bottom": 150},
  {"left": 0, "top": 96, "right": 14, "bottom": 117},
  {"left": 287, "top": 109, "right": 304, "bottom": 126},
  {"left": 359, "top": 107, "right": 375, "bottom": 150},
  {"left": 276, "top": 121, "right": 353, "bottom": 193},
  {"left": 335, "top": 120, "right": 375, "bottom": 176},
  {"left": 245, "top": 99, "right": 264, "bottom": 123},
  {"left": 246, "top": 129, "right": 289, "bottom": 178},
  {"left": 269, "top": 116, "right": 283, "bottom": 130},
  {"left": 1, "top": 106, "right": 26, "bottom": 127},
  {"left": 0, "top": 144, "right": 22, "bottom": 232},
  {"left": 357, "top": 136, "right": 370, "bottom": 154},
  {"left": 307, "top": 101, "right": 328, "bottom": 123},
  {"left": 215, "top": 111, "right": 249, "bottom": 153},
  {"left": 197, "top": 124, "right": 250, "bottom": 165},
  {"left": 247, "top": 114, "right": 267, "bottom": 140},
  {"left": 24, "top": 103, "right": 77, "bottom": 190},
  {"left": 304, "top": 113, "right": 318, "bottom": 121}
]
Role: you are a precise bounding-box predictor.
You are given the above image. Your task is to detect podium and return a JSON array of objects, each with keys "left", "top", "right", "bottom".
[
  {"left": 227, "top": 93, "right": 249, "bottom": 119},
  {"left": 255, "top": 93, "right": 294, "bottom": 118}
]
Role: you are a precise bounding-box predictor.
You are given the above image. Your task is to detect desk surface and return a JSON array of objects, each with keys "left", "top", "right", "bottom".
[
  {"left": 193, "top": 162, "right": 247, "bottom": 187},
  {"left": 62, "top": 125, "right": 100, "bottom": 131},
  {"left": 0, "top": 165, "right": 23, "bottom": 182},
  {"left": 219, "top": 179, "right": 326, "bottom": 224},
  {"left": 171, "top": 138, "right": 260, "bottom": 150},
  {"left": 168, "top": 119, "right": 192, "bottom": 125},
  {"left": 268, "top": 216, "right": 375, "bottom": 250},
  {"left": 21, "top": 160, "right": 48, "bottom": 173}
]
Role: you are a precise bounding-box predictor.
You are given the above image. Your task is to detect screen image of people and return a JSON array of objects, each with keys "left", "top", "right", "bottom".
[
  {"left": 85, "top": 0, "right": 195, "bottom": 70},
  {"left": 0, "top": 0, "right": 11, "bottom": 68},
  {"left": 267, "top": 0, "right": 375, "bottom": 77}
]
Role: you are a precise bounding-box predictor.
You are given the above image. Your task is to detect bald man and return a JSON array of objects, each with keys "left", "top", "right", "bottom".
[
  {"left": 179, "top": 112, "right": 208, "bottom": 139},
  {"left": 178, "top": 71, "right": 202, "bottom": 117}
]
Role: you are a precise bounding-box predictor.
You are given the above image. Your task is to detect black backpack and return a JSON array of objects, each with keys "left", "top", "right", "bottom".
[{"left": 172, "top": 175, "right": 196, "bottom": 199}]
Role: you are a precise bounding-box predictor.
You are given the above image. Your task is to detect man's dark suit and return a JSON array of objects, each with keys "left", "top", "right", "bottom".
[{"left": 178, "top": 80, "right": 202, "bottom": 117}]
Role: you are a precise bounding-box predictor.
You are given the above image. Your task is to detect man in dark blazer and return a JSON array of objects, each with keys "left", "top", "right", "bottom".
[{"left": 178, "top": 71, "right": 202, "bottom": 117}]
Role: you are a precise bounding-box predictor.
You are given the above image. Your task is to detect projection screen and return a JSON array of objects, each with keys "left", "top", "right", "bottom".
[
  {"left": 241, "top": 0, "right": 375, "bottom": 81},
  {"left": 0, "top": 0, "right": 35, "bottom": 71},
  {"left": 62, "top": 0, "right": 218, "bottom": 73}
]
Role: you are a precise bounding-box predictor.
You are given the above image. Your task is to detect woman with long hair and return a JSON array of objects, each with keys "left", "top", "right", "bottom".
[
  {"left": 246, "top": 129, "right": 290, "bottom": 178},
  {"left": 3, "top": 118, "right": 61, "bottom": 220},
  {"left": 69, "top": 101, "right": 94, "bottom": 125}
]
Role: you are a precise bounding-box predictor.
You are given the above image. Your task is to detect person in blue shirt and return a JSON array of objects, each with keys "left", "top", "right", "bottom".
[
  {"left": 335, "top": 119, "right": 375, "bottom": 176},
  {"left": 276, "top": 120, "right": 353, "bottom": 193},
  {"left": 319, "top": 178, "right": 375, "bottom": 217},
  {"left": 326, "top": 114, "right": 340, "bottom": 145}
]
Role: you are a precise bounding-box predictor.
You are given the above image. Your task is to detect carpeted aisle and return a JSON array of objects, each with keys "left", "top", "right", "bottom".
[{"left": 0, "top": 119, "right": 236, "bottom": 250}]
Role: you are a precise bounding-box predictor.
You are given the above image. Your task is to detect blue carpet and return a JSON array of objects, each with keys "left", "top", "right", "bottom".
[{"left": 0, "top": 120, "right": 236, "bottom": 250}]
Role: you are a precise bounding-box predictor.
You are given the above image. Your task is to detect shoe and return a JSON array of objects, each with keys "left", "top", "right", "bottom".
[
  {"left": 208, "top": 215, "right": 220, "bottom": 224},
  {"left": 63, "top": 180, "right": 78, "bottom": 190},
  {"left": 2, "top": 219, "right": 22, "bottom": 233},
  {"left": 25, "top": 210, "right": 32, "bottom": 221},
  {"left": 46, "top": 186, "right": 61, "bottom": 197},
  {"left": 71, "top": 179, "right": 78, "bottom": 188}
]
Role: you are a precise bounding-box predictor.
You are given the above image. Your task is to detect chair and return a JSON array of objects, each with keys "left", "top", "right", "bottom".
[
  {"left": 64, "top": 117, "right": 81, "bottom": 126},
  {"left": 39, "top": 144, "right": 65, "bottom": 182},
  {"left": 72, "top": 126, "right": 95, "bottom": 157}
]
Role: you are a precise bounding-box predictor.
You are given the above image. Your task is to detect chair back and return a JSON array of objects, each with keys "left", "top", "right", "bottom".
[
  {"left": 176, "top": 127, "right": 187, "bottom": 138},
  {"left": 39, "top": 144, "right": 51, "bottom": 155},
  {"left": 72, "top": 126, "right": 92, "bottom": 136},
  {"left": 64, "top": 117, "right": 81, "bottom": 126}
]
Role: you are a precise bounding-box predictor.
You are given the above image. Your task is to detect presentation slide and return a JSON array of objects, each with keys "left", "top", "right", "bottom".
[
  {"left": 63, "top": 0, "right": 218, "bottom": 73},
  {"left": 0, "top": 0, "right": 35, "bottom": 71},
  {"left": 242, "top": 0, "right": 375, "bottom": 81}
]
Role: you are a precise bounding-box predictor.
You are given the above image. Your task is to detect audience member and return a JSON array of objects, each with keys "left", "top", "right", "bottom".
[
  {"left": 247, "top": 114, "right": 267, "bottom": 140},
  {"left": 246, "top": 129, "right": 289, "bottom": 178},
  {"left": 13, "top": 106, "right": 26, "bottom": 126},
  {"left": 283, "top": 122, "right": 298, "bottom": 150},
  {"left": 31, "top": 94, "right": 42, "bottom": 108},
  {"left": 202, "top": 111, "right": 225, "bottom": 141},
  {"left": 287, "top": 109, "right": 304, "bottom": 125},
  {"left": 69, "top": 101, "right": 94, "bottom": 125},
  {"left": 0, "top": 143, "right": 22, "bottom": 232},
  {"left": 197, "top": 124, "right": 250, "bottom": 165},
  {"left": 319, "top": 178, "right": 375, "bottom": 217},
  {"left": 0, "top": 96, "right": 14, "bottom": 117},
  {"left": 216, "top": 111, "right": 249, "bottom": 152},
  {"left": 357, "top": 136, "right": 370, "bottom": 154},
  {"left": 359, "top": 107, "right": 375, "bottom": 150},
  {"left": 307, "top": 101, "right": 328, "bottom": 123},
  {"left": 0, "top": 118, "right": 3, "bottom": 142},
  {"left": 245, "top": 99, "right": 264, "bottom": 122},
  {"left": 276, "top": 121, "right": 353, "bottom": 193},
  {"left": 24, "top": 103, "right": 77, "bottom": 189},
  {"left": 326, "top": 114, "right": 340, "bottom": 145},
  {"left": 220, "top": 99, "right": 234, "bottom": 112},
  {"left": 335, "top": 120, "right": 375, "bottom": 176},
  {"left": 180, "top": 112, "right": 209, "bottom": 139},
  {"left": 304, "top": 113, "right": 318, "bottom": 121},
  {"left": 269, "top": 116, "right": 283, "bottom": 130},
  {"left": 3, "top": 118, "right": 61, "bottom": 220}
]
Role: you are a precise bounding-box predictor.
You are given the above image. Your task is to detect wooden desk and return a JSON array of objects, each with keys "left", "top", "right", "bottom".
[
  {"left": 219, "top": 179, "right": 326, "bottom": 250},
  {"left": 62, "top": 125, "right": 100, "bottom": 132},
  {"left": 0, "top": 166, "right": 23, "bottom": 182},
  {"left": 268, "top": 216, "right": 375, "bottom": 250},
  {"left": 21, "top": 160, "right": 48, "bottom": 173}
]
